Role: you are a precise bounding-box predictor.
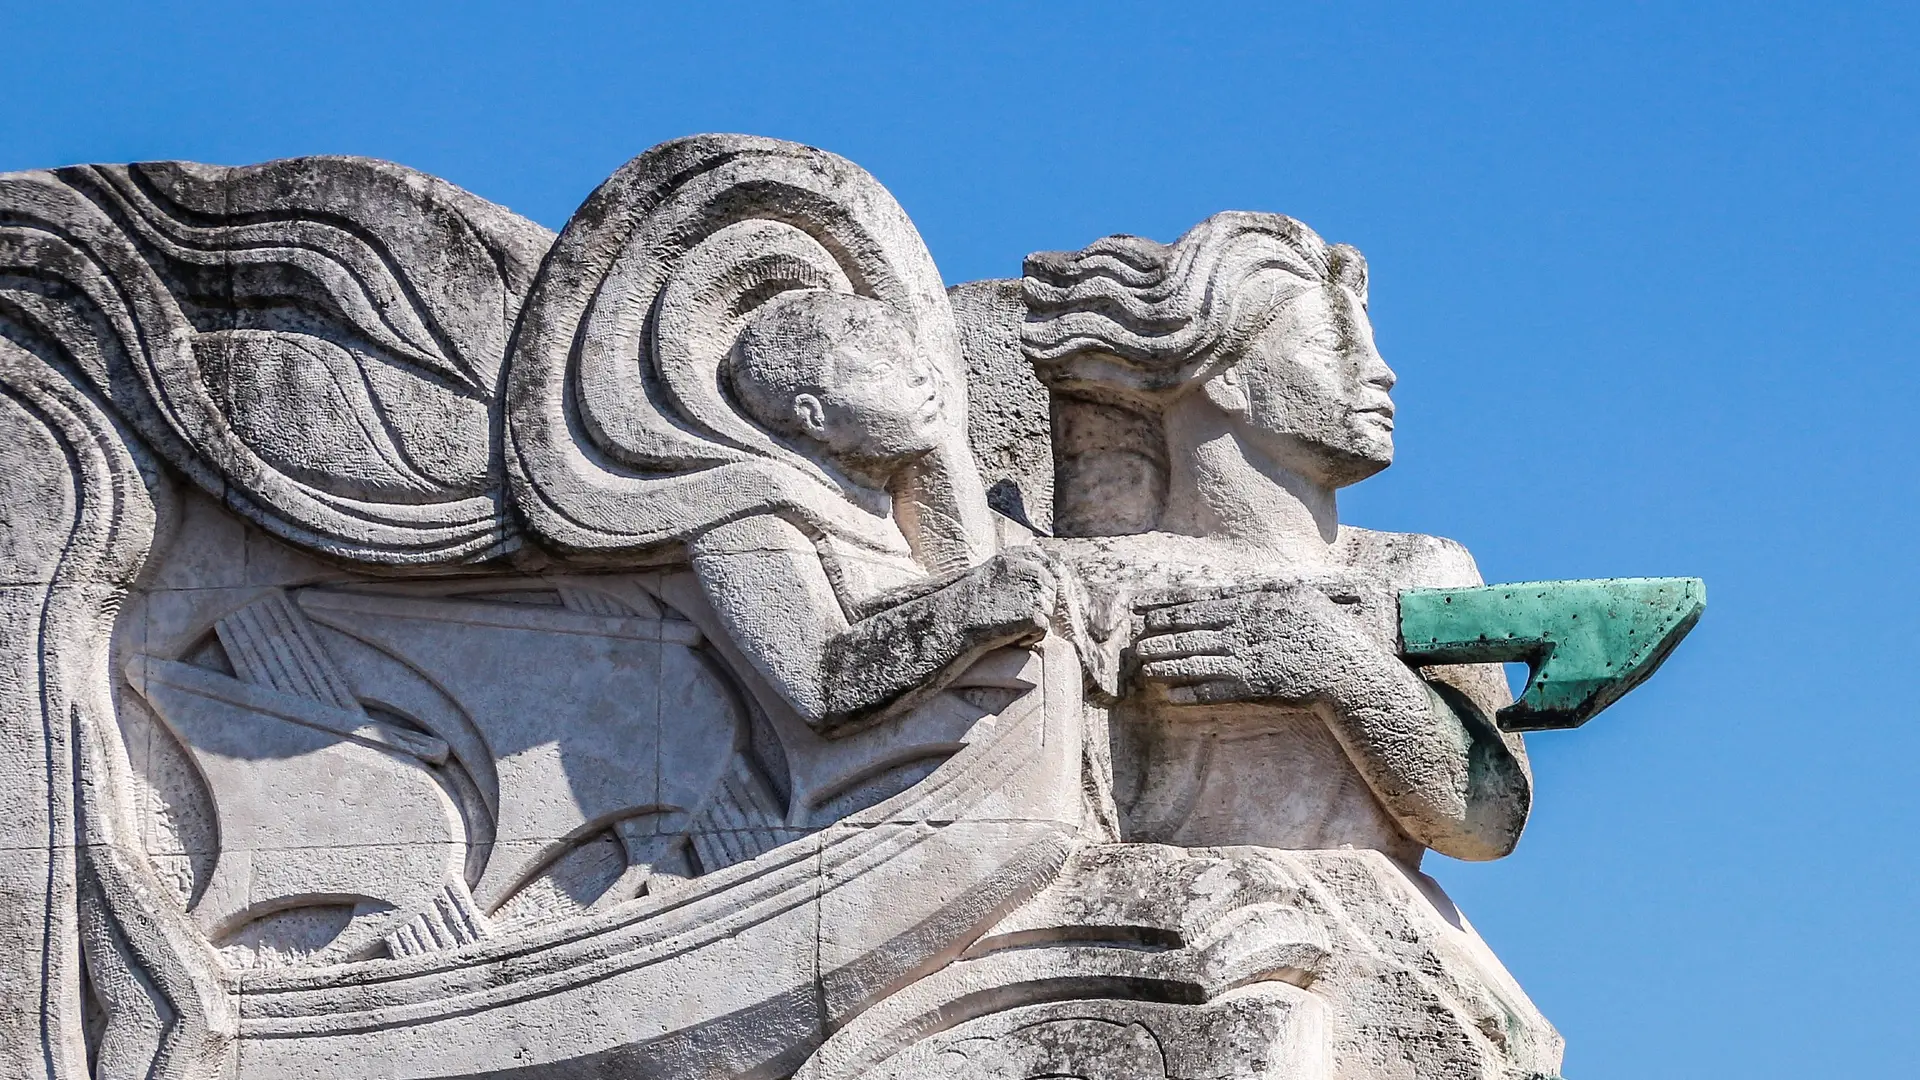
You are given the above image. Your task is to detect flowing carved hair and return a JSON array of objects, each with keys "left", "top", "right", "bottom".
[
  {"left": 1019, "top": 211, "right": 1369, "bottom": 536},
  {"left": 1020, "top": 211, "right": 1368, "bottom": 403}
]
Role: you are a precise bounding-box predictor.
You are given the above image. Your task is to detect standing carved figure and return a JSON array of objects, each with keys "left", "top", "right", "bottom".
[
  {"left": 798, "top": 214, "right": 1594, "bottom": 1080},
  {"left": 1021, "top": 212, "right": 1559, "bottom": 1076}
]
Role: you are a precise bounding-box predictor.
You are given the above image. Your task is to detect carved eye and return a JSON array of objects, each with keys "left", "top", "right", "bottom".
[{"left": 1305, "top": 327, "right": 1344, "bottom": 352}]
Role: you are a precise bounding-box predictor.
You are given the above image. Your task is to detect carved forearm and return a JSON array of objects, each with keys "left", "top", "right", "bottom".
[
  {"left": 1317, "top": 662, "right": 1531, "bottom": 861},
  {"left": 1133, "top": 584, "right": 1534, "bottom": 858},
  {"left": 818, "top": 553, "right": 1053, "bottom": 735},
  {"left": 1427, "top": 677, "right": 1535, "bottom": 857}
]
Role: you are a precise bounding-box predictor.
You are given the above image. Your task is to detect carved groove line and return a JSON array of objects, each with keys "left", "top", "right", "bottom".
[
  {"left": 0, "top": 334, "right": 233, "bottom": 1080},
  {"left": 101, "top": 164, "right": 485, "bottom": 391},
  {"left": 0, "top": 163, "right": 528, "bottom": 565},
  {"left": 215, "top": 592, "right": 360, "bottom": 711}
]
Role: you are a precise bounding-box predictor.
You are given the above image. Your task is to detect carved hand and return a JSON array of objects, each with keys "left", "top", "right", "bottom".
[
  {"left": 943, "top": 545, "right": 1065, "bottom": 643},
  {"left": 821, "top": 546, "right": 1067, "bottom": 733},
  {"left": 1135, "top": 582, "right": 1532, "bottom": 861},
  {"left": 1132, "top": 584, "right": 1391, "bottom": 707}
]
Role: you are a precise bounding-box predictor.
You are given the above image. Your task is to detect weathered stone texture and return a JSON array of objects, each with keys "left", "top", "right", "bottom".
[{"left": 0, "top": 133, "right": 1700, "bottom": 1079}]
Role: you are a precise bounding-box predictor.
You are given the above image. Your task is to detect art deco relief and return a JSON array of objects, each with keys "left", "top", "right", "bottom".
[{"left": 0, "top": 134, "right": 1700, "bottom": 1079}]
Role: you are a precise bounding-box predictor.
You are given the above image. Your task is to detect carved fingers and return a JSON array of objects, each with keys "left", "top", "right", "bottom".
[
  {"left": 1140, "top": 597, "right": 1241, "bottom": 634},
  {"left": 964, "top": 546, "right": 1069, "bottom": 643},
  {"left": 1133, "top": 628, "right": 1235, "bottom": 662},
  {"left": 1131, "top": 624, "right": 1245, "bottom": 704},
  {"left": 1131, "top": 585, "right": 1378, "bottom": 707}
]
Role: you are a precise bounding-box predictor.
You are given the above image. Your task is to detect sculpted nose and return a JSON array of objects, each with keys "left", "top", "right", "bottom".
[{"left": 1359, "top": 345, "right": 1396, "bottom": 392}]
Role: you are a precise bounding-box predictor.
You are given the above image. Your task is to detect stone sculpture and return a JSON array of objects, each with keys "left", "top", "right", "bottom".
[{"left": 0, "top": 134, "right": 1700, "bottom": 1079}]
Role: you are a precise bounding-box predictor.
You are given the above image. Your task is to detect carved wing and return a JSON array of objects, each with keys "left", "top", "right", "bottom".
[
  {"left": 0, "top": 156, "right": 554, "bottom": 563},
  {"left": 504, "top": 133, "right": 992, "bottom": 570}
]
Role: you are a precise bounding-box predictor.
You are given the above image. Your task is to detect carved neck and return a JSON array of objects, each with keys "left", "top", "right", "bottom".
[
  {"left": 882, "top": 440, "right": 994, "bottom": 575},
  {"left": 1157, "top": 394, "right": 1339, "bottom": 562}
]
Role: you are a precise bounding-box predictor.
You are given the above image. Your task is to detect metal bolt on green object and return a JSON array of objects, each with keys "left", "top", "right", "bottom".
[{"left": 1397, "top": 577, "right": 1706, "bottom": 732}]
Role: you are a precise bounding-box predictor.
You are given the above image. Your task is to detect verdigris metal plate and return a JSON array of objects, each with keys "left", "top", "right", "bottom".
[{"left": 1399, "top": 577, "right": 1706, "bottom": 731}]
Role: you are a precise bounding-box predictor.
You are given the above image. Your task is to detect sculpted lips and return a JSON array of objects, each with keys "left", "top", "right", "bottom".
[
  {"left": 917, "top": 382, "right": 944, "bottom": 422},
  {"left": 1355, "top": 403, "right": 1395, "bottom": 431}
]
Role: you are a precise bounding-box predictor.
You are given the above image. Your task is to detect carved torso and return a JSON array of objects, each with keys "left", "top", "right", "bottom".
[{"left": 1050, "top": 526, "right": 1513, "bottom": 867}]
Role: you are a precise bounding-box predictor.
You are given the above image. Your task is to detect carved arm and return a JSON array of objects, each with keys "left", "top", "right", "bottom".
[
  {"left": 1133, "top": 584, "right": 1532, "bottom": 861},
  {"left": 690, "top": 515, "right": 1059, "bottom": 737}
]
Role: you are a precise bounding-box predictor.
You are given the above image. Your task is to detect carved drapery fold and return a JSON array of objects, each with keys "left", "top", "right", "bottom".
[
  {"left": 0, "top": 334, "right": 232, "bottom": 1080},
  {"left": 0, "top": 157, "right": 551, "bottom": 564}
]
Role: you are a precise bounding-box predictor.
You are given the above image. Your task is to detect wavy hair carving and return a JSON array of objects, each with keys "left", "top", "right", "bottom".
[{"left": 1021, "top": 210, "right": 1369, "bottom": 401}]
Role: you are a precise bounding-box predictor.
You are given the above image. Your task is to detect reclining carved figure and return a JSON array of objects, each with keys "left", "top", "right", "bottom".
[{"left": 0, "top": 135, "right": 1088, "bottom": 1080}]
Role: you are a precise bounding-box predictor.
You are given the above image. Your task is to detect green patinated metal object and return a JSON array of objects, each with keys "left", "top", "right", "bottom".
[{"left": 1398, "top": 577, "right": 1706, "bottom": 733}]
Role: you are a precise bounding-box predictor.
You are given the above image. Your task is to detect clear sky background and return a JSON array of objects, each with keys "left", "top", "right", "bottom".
[{"left": 4, "top": 3, "right": 1914, "bottom": 1075}]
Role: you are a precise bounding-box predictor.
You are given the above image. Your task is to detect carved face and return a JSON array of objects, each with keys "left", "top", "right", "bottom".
[
  {"left": 1214, "top": 281, "right": 1396, "bottom": 488},
  {"left": 731, "top": 292, "right": 947, "bottom": 479},
  {"left": 807, "top": 312, "right": 947, "bottom": 470}
]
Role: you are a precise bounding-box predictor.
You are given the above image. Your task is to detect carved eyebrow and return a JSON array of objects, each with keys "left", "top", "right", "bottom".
[
  {"left": 1232, "top": 281, "right": 1323, "bottom": 348},
  {"left": 1287, "top": 308, "right": 1347, "bottom": 351},
  {"left": 1326, "top": 293, "right": 1369, "bottom": 341},
  {"left": 829, "top": 346, "right": 899, "bottom": 384}
]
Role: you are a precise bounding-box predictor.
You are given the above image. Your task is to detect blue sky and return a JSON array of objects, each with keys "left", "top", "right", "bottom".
[{"left": 5, "top": 3, "right": 1915, "bottom": 1075}]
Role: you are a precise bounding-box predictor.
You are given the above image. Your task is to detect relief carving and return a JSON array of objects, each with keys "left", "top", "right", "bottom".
[{"left": 0, "top": 134, "right": 1700, "bottom": 1079}]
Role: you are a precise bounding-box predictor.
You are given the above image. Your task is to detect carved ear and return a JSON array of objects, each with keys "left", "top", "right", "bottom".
[
  {"left": 792, "top": 394, "right": 828, "bottom": 441},
  {"left": 506, "top": 133, "right": 995, "bottom": 570},
  {"left": 1199, "top": 366, "right": 1251, "bottom": 416}
]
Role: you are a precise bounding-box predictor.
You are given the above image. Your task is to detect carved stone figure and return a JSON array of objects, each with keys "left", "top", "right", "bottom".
[
  {"left": 0, "top": 134, "right": 1699, "bottom": 1080},
  {"left": 1018, "top": 214, "right": 1552, "bottom": 1074}
]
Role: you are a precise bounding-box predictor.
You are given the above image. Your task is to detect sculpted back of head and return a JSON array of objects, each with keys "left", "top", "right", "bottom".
[{"left": 1023, "top": 211, "right": 1396, "bottom": 536}]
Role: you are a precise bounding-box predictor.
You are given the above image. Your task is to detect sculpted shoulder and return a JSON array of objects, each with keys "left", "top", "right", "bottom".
[{"left": 1334, "top": 525, "right": 1486, "bottom": 592}]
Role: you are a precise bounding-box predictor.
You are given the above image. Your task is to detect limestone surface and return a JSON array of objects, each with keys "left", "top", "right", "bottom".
[{"left": 0, "top": 134, "right": 1696, "bottom": 1079}]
